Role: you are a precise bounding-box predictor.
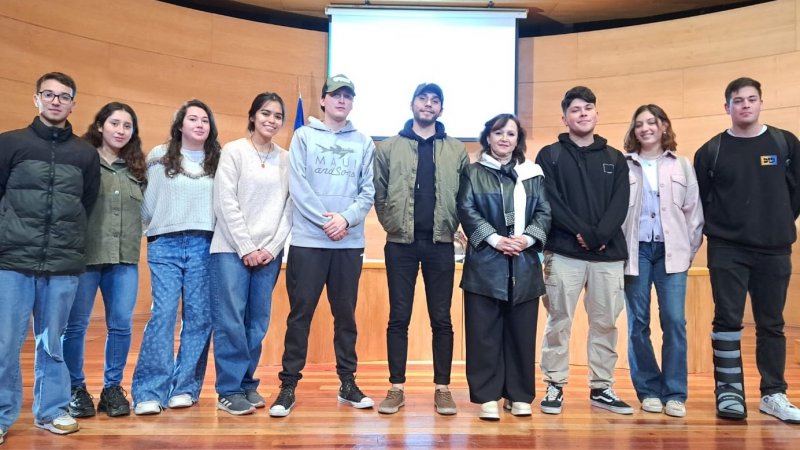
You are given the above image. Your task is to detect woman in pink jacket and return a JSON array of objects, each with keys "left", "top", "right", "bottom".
[{"left": 621, "top": 104, "right": 704, "bottom": 418}]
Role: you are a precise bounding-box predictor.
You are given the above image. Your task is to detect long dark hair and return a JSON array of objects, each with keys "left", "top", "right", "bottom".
[
  {"left": 82, "top": 102, "right": 146, "bottom": 183},
  {"left": 162, "top": 99, "right": 221, "bottom": 178},
  {"left": 479, "top": 113, "right": 527, "bottom": 164}
]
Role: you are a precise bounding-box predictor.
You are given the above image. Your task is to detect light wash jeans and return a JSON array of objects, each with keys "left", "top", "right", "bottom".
[
  {"left": 63, "top": 263, "right": 139, "bottom": 389},
  {"left": 0, "top": 270, "right": 79, "bottom": 429},
  {"left": 131, "top": 232, "right": 212, "bottom": 407},
  {"left": 211, "top": 251, "right": 282, "bottom": 396}
]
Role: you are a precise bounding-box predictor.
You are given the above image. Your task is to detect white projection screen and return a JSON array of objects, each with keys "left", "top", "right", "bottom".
[{"left": 326, "top": 7, "right": 527, "bottom": 140}]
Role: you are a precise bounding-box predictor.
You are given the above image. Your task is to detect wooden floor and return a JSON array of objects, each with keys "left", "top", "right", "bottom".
[{"left": 7, "top": 318, "right": 800, "bottom": 449}]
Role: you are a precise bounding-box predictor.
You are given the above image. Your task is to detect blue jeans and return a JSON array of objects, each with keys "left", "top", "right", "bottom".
[
  {"left": 131, "top": 232, "right": 212, "bottom": 407},
  {"left": 624, "top": 241, "right": 688, "bottom": 402},
  {"left": 0, "top": 270, "right": 79, "bottom": 429},
  {"left": 211, "top": 251, "right": 282, "bottom": 396},
  {"left": 63, "top": 264, "right": 138, "bottom": 389}
]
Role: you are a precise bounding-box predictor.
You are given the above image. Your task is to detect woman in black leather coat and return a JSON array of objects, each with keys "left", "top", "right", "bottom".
[{"left": 457, "top": 113, "right": 551, "bottom": 420}]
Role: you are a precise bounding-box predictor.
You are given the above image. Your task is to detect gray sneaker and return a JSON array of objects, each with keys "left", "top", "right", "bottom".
[
  {"left": 245, "top": 389, "right": 266, "bottom": 408},
  {"left": 378, "top": 388, "right": 405, "bottom": 414},
  {"left": 434, "top": 389, "right": 457, "bottom": 415},
  {"left": 217, "top": 394, "right": 256, "bottom": 416}
]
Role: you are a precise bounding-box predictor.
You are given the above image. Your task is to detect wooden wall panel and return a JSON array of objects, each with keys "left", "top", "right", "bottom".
[
  {"left": 517, "top": 37, "right": 534, "bottom": 84},
  {"left": 532, "top": 34, "right": 578, "bottom": 82},
  {"left": 211, "top": 15, "right": 327, "bottom": 76},
  {"left": 0, "top": 16, "right": 111, "bottom": 99},
  {"left": 575, "top": 0, "right": 796, "bottom": 79},
  {"left": 0, "top": 0, "right": 214, "bottom": 61}
]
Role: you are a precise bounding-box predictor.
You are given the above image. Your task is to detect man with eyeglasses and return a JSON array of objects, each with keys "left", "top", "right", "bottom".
[
  {"left": 269, "top": 74, "right": 375, "bottom": 417},
  {"left": 373, "top": 83, "right": 467, "bottom": 415},
  {"left": 0, "top": 72, "right": 100, "bottom": 444}
]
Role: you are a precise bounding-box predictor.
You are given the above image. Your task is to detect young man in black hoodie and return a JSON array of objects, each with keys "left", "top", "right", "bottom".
[
  {"left": 535, "top": 86, "right": 633, "bottom": 415},
  {"left": 694, "top": 77, "right": 800, "bottom": 423},
  {"left": 373, "top": 83, "right": 468, "bottom": 415}
]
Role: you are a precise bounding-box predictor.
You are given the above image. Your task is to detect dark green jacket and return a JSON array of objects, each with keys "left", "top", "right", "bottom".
[
  {"left": 0, "top": 117, "right": 101, "bottom": 274},
  {"left": 84, "top": 157, "right": 144, "bottom": 265},
  {"left": 374, "top": 122, "right": 468, "bottom": 243}
]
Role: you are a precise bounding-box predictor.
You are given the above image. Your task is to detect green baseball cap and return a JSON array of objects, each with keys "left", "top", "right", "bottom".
[{"left": 325, "top": 74, "right": 356, "bottom": 95}]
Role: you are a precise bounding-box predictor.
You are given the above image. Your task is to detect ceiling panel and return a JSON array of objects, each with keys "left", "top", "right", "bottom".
[{"left": 226, "top": 0, "right": 763, "bottom": 24}]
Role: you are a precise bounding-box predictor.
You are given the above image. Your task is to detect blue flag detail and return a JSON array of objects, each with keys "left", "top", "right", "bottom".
[{"left": 294, "top": 94, "right": 304, "bottom": 130}]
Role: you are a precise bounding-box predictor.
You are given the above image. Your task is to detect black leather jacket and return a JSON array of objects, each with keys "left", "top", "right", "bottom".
[{"left": 457, "top": 155, "right": 551, "bottom": 304}]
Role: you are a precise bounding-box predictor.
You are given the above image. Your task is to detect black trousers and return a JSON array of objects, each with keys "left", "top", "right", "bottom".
[
  {"left": 708, "top": 244, "right": 790, "bottom": 395},
  {"left": 279, "top": 246, "right": 363, "bottom": 385},
  {"left": 464, "top": 291, "right": 539, "bottom": 404},
  {"left": 384, "top": 241, "right": 455, "bottom": 385}
]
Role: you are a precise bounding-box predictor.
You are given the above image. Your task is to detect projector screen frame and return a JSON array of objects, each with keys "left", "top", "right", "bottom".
[{"left": 325, "top": 6, "right": 527, "bottom": 142}]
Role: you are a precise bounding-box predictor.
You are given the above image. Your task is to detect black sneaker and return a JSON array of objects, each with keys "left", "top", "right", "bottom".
[
  {"left": 269, "top": 384, "right": 296, "bottom": 417},
  {"left": 540, "top": 383, "right": 564, "bottom": 414},
  {"left": 590, "top": 387, "right": 634, "bottom": 415},
  {"left": 98, "top": 385, "right": 131, "bottom": 417},
  {"left": 69, "top": 386, "right": 96, "bottom": 418},
  {"left": 337, "top": 380, "right": 374, "bottom": 409}
]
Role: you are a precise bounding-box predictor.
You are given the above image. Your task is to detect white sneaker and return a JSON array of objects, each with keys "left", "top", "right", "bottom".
[
  {"left": 168, "top": 393, "right": 193, "bottom": 408},
  {"left": 479, "top": 400, "right": 500, "bottom": 421},
  {"left": 34, "top": 414, "right": 79, "bottom": 435},
  {"left": 641, "top": 397, "right": 663, "bottom": 413},
  {"left": 760, "top": 393, "right": 800, "bottom": 423},
  {"left": 1, "top": 427, "right": 6, "bottom": 445},
  {"left": 665, "top": 400, "right": 686, "bottom": 417},
  {"left": 134, "top": 400, "right": 162, "bottom": 415},
  {"left": 503, "top": 399, "right": 532, "bottom": 416}
]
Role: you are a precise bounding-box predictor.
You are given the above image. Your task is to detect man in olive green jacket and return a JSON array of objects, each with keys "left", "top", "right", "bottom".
[{"left": 373, "top": 83, "right": 468, "bottom": 416}]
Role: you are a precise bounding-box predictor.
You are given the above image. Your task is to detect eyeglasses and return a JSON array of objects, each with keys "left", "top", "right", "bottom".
[{"left": 38, "top": 90, "right": 74, "bottom": 104}]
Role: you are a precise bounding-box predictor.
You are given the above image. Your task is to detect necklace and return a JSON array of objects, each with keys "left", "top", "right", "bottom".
[{"left": 250, "top": 137, "right": 274, "bottom": 168}]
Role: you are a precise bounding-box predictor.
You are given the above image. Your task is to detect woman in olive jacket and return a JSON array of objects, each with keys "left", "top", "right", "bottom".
[{"left": 457, "top": 113, "right": 551, "bottom": 421}]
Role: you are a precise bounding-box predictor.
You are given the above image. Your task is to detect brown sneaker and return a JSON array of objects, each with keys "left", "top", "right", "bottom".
[
  {"left": 434, "top": 388, "right": 457, "bottom": 415},
  {"left": 378, "top": 388, "right": 405, "bottom": 414}
]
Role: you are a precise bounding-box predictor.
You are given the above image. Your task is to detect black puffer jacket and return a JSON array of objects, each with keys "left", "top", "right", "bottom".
[
  {"left": 0, "top": 117, "right": 101, "bottom": 274},
  {"left": 457, "top": 155, "right": 551, "bottom": 304}
]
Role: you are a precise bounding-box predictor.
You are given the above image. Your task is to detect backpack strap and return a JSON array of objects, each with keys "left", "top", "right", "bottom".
[
  {"left": 767, "top": 125, "right": 790, "bottom": 168},
  {"left": 707, "top": 132, "right": 724, "bottom": 180},
  {"left": 549, "top": 143, "right": 561, "bottom": 166}
]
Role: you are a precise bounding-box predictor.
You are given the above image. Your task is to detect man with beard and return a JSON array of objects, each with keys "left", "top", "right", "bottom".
[{"left": 373, "top": 83, "right": 468, "bottom": 415}]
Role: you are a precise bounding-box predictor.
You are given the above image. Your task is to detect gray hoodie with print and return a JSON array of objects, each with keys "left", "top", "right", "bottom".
[{"left": 288, "top": 116, "right": 375, "bottom": 249}]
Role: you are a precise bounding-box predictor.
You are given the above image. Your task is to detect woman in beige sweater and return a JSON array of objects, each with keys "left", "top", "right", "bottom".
[{"left": 209, "top": 92, "right": 293, "bottom": 415}]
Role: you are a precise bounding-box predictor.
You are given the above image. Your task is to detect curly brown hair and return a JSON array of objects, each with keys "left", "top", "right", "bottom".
[
  {"left": 623, "top": 104, "right": 677, "bottom": 153},
  {"left": 162, "top": 99, "right": 221, "bottom": 178},
  {"left": 82, "top": 102, "right": 147, "bottom": 184}
]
